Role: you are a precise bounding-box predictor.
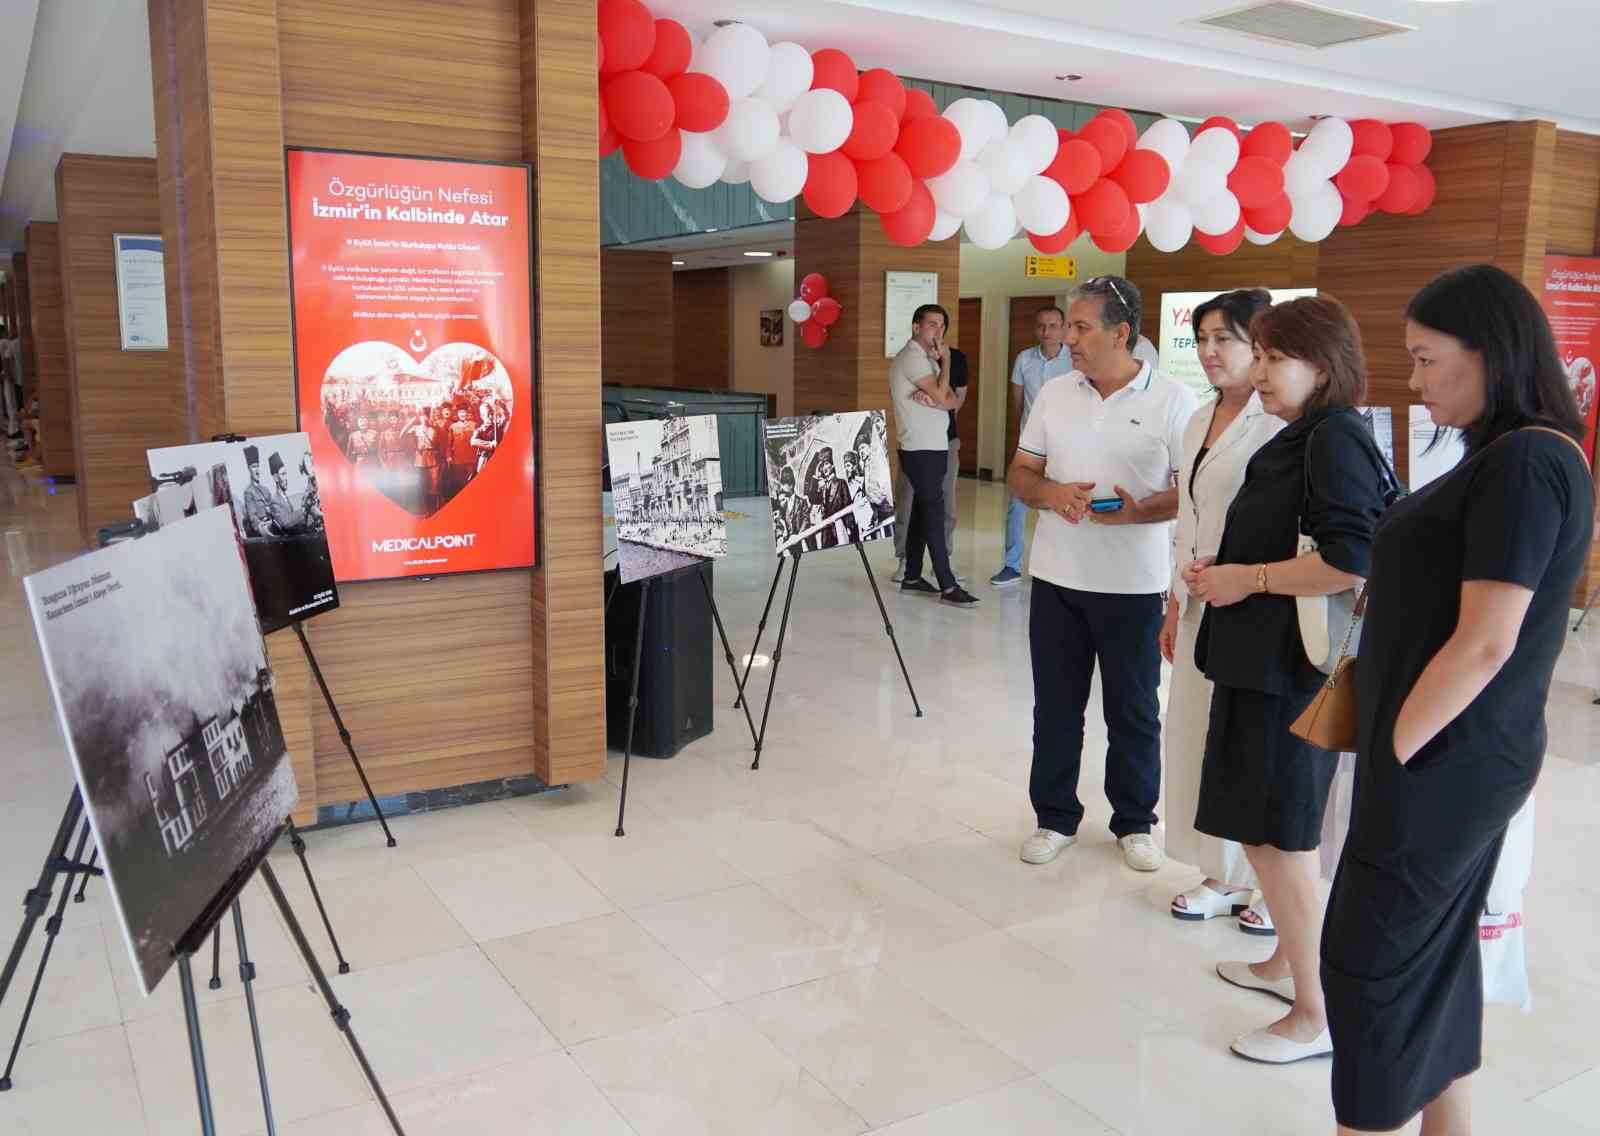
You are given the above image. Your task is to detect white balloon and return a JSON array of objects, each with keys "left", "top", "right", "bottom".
[
  {"left": 1010, "top": 115, "right": 1059, "bottom": 177},
  {"left": 976, "top": 101, "right": 1009, "bottom": 151},
  {"left": 1244, "top": 226, "right": 1283, "bottom": 246},
  {"left": 963, "top": 193, "right": 1018, "bottom": 250},
  {"left": 721, "top": 158, "right": 751, "bottom": 185},
  {"left": 1191, "top": 190, "right": 1241, "bottom": 236},
  {"left": 1288, "top": 178, "right": 1342, "bottom": 243},
  {"left": 978, "top": 137, "right": 1031, "bottom": 197},
  {"left": 942, "top": 98, "right": 995, "bottom": 164},
  {"left": 1189, "top": 126, "right": 1241, "bottom": 173},
  {"left": 926, "top": 162, "right": 991, "bottom": 219},
  {"left": 1281, "top": 150, "right": 1323, "bottom": 198},
  {"left": 1012, "top": 175, "right": 1071, "bottom": 235},
  {"left": 788, "top": 88, "right": 853, "bottom": 155},
  {"left": 749, "top": 140, "right": 808, "bottom": 203},
  {"left": 1175, "top": 160, "right": 1228, "bottom": 210},
  {"left": 714, "top": 98, "right": 780, "bottom": 163},
  {"left": 698, "top": 24, "right": 770, "bottom": 101},
  {"left": 928, "top": 210, "right": 963, "bottom": 242},
  {"left": 1300, "top": 117, "right": 1354, "bottom": 180},
  {"left": 758, "top": 42, "right": 814, "bottom": 113},
  {"left": 787, "top": 298, "right": 814, "bottom": 323},
  {"left": 673, "top": 130, "right": 727, "bottom": 189},
  {"left": 1138, "top": 118, "right": 1191, "bottom": 173},
  {"left": 1144, "top": 196, "right": 1192, "bottom": 252}
]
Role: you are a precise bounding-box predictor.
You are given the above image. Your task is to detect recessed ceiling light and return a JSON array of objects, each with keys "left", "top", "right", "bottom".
[
  {"left": 743, "top": 251, "right": 774, "bottom": 257},
  {"left": 705, "top": 227, "right": 719, "bottom": 233},
  {"left": 672, "top": 260, "right": 685, "bottom": 266}
]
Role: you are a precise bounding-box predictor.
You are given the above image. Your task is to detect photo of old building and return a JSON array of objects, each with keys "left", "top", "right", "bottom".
[{"left": 606, "top": 415, "right": 728, "bottom": 583}]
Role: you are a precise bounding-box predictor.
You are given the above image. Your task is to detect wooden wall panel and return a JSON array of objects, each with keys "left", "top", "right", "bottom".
[
  {"left": 672, "top": 267, "right": 730, "bottom": 389},
  {"left": 601, "top": 248, "right": 675, "bottom": 385},
  {"left": 1550, "top": 131, "right": 1600, "bottom": 255},
  {"left": 24, "top": 226, "right": 71, "bottom": 480},
  {"left": 1127, "top": 233, "right": 1320, "bottom": 344},
  {"left": 12, "top": 252, "right": 37, "bottom": 397},
  {"left": 522, "top": 0, "right": 605, "bottom": 785},
  {"left": 1496, "top": 120, "right": 1558, "bottom": 290}
]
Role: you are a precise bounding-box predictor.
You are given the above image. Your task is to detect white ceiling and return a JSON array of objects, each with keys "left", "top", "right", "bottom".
[
  {"left": 1, "top": 0, "right": 1595, "bottom": 255},
  {"left": 628, "top": 220, "right": 796, "bottom": 269}
]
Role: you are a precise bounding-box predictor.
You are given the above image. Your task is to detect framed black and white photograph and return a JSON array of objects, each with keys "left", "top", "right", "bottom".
[
  {"left": 23, "top": 507, "right": 299, "bottom": 995},
  {"left": 606, "top": 415, "right": 727, "bottom": 583},
  {"left": 764, "top": 410, "right": 895, "bottom": 557},
  {"left": 146, "top": 432, "right": 338, "bottom": 634}
]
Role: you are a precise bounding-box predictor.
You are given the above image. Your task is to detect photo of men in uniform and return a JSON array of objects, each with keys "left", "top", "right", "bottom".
[
  {"left": 606, "top": 415, "right": 728, "bottom": 584},
  {"left": 764, "top": 411, "right": 895, "bottom": 556},
  {"left": 147, "top": 432, "right": 338, "bottom": 634}
]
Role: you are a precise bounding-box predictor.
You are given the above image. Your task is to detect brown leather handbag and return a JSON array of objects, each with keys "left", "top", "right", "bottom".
[{"left": 1289, "top": 588, "right": 1367, "bottom": 752}]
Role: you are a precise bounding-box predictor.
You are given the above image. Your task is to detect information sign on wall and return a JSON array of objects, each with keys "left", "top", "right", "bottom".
[
  {"left": 285, "top": 148, "right": 537, "bottom": 582},
  {"left": 1157, "top": 288, "right": 1316, "bottom": 400},
  {"left": 113, "top": 233, "right": 169, "bottom": 351},
  {"left": 1540, "top": 255, "right": 1600, "bottom": 464},
  {"left": 884, "top": 271, "right": 939, "bottom": 358},
  {"left": 1024, "top": 256, "right": 1076, "bottom": 280}
]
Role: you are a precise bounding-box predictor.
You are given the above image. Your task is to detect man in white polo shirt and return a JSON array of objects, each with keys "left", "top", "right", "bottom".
[{"left": 1008, "top": 275, "right": 1197, "bottom": 873}]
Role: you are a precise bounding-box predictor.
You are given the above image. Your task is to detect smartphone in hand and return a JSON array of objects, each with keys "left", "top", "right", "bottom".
[{"left": 1089, "top": 496, "right": 1124, "bottom": 514}]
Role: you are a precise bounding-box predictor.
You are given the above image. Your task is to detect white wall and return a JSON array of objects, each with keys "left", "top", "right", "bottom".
[
  {"left": 958, "top": 236, "right": 1125, "bottom": 474},
  {"left": 729, "top": 259, "right": 795, "bottom": 417}
]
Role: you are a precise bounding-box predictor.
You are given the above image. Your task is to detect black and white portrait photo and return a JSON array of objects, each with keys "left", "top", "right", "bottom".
[
  {"left": 23, "top": 507, "right": 299, "bottom": 995},
  {"left": 764, "top": 410, "right": 895, "bottom": 556},
  {"left": 146, "top": 432, "right": 338, "bottom": 634},
  {"left": 606, "top": 415, "right": 728, "bottom": 583}
]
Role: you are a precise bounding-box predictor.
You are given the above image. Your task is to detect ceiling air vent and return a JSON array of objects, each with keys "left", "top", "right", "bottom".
[{"left": 1194, "top": 1, "right": 1413, "bottom": 50}]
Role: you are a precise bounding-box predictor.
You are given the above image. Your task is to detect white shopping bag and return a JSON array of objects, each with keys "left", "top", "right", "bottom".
[{"left": 1481, "top": 796, "right": 1534, "bottom": 1012}]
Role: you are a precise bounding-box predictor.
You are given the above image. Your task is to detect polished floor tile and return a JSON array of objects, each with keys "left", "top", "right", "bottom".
[
  {"left": 871, "top": 1075, "right": 1114, "bottom": 1136},
  {"left": 414, "top": 844, "right": 615, "bottom": 942}
]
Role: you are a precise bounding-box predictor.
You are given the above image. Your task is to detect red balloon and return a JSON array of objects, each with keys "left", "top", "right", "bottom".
[
  {"left": 605, "top": 71, "right": 675, "bottom": 142},
  {"left": 1076, "top": 178, "right": 1133, "bottom": 237},
  {"left": 1407, "top": 165, "right": 1437, "bottom": 215},
  {"left": 812, "top": 297, "right": 843, "bottom": 327},
  {"left": 1389, "top": 123, "right": 1433, "bottom": 166},
  {"left": 1029, "top": 214, "right": 1081, "bottom": 254},
  {"left": 1092, "top": 204, "right": 1142, "bottom": 253},
  {"left": 599, "top": 97, "right": 610, "bottom": 141},
  {"left": 800, "top": 321, "right": 829, "bottom": 349},
  {"left": 1240, "top": 121, "right": 1293, "bottom": 166},
  {"left": 1199, "top": 115, "right": 1241, "bottom": 140},
  {"left": 810, "top": 48, "right": 859, "bottom": 101},
  {"left": 1228, "top": 155, "right": 1286, "bottom": 210},
  {"left": 600, "top": 124, "right": 621, "bottom": 158},
  {"left": 1045, "top": 136, "right": 1102, "bottom": 196},
  {"left": 622, "top": 129, "right": 681, "bottom": 180},
  {"left": 1339, "top": 195, "right": 1372, "bottom": 228},
  {"left": 803, "top": 152, "right": 858, "bottom": 219},
  {"left": 1194, "top": 218, "right": 1246, "bottom": 256},
  {"left": 799, "top": 273, "right": 829, "bottom": 303},
  {"left": 1243, "top": 193, "right": 1292, "bottom": 235},
  {"left": 1097, "top": 109, "right": 1139, "bottom": 152},
  {"left": 1348, "top": 119, "right": 1394, "bottom": 162},
  {"left": 598, "top": 37, "right": 604, "bottom": 75},
  {"left": 880, "top": 181, "right": 936, "bottom": 247},
  {"left": 1335, "top": 154, "right": 1390, "bottom": 203},
  {"left": 1376, "top": 163, "right": 1422, "bottom": 213},
  {"left": 641, "top": 18, "right": 692, "bottom": 79},
  {"left": 667, "top": 72, "right": 730, "bottom": 133},
  {"left": 1111, "top": 149, "right": 1171, "bottom": 204},
  {"left": 894, "top": 116, "right": 960, "bottom": 180},
  {"left": 901, "top": 88, "right": 939, "bottom": 122},
  {"left": 597, "top": 0, "right": 655, "bottom": 77},
  {"left": 856, "top": 69, "right": 906, "bottom": 118},
  {"left": 842, "top": 101, "right": 899, "bottom": 162},
  {"left": 1078, "top": 116, "right": 1128, "bottom": 172},
  {"left": 855, "top": 153, "right": 914, "bottom": 214}
]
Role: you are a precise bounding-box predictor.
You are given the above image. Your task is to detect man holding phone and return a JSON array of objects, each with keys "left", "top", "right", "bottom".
[{"left": 1007, "top": 275, "right": 1196, "bottom": 873}]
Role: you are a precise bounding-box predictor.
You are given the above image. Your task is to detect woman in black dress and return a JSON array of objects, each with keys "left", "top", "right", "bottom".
[
  {"left": 1322, "top": 266, "right": 1594, "bottom": 1134},
  {"left": 1184, "top": 296, "right": 1390, "bottom": 1064}
]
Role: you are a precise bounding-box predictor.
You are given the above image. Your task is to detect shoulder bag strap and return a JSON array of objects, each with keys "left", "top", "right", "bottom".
[{"left": 1517, "top": 425, "right": 1594, "bottom": 478}]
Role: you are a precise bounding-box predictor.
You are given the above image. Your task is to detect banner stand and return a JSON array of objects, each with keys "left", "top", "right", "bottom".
[{"left": 736, "top": 544, "right": 923, "bottom": 773}]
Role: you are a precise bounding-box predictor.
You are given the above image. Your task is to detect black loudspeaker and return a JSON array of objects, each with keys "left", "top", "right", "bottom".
[{"left": 605, "top": 565, "right": 713, "bottom": 758}]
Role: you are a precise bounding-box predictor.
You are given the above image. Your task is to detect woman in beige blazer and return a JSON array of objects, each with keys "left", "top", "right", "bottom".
[{"left": 1161, "top": 289, "right": 1285, "bottom": 934}]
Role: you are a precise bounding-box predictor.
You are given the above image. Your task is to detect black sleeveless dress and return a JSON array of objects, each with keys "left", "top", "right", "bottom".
[{"left": 1321, "top": 428, "right": 1593, "bottom": 1131}]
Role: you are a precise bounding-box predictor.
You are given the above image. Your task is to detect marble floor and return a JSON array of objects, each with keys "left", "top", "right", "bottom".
[{"left": 2, "top": 461, "right": 1599, "bottom": 1135}]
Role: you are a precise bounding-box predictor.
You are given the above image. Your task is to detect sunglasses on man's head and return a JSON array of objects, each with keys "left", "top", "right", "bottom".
[{"left": 1086, "top": 276, "right": 1130, "bottom": 310}]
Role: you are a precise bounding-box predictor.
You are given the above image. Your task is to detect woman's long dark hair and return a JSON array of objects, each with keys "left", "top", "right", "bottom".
[{"left": 1406, "top": 264, "right": 1583, "bottom": 454}]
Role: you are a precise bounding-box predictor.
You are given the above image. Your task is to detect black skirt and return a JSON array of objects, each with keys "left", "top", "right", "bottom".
[{"left": 1194, "top": 682, "right": 1338, "bottom": 852}]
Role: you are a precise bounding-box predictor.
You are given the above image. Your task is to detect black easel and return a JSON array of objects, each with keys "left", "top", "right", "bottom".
[{"left": 738, "top": 545, "right": 922, "bottom": 771}]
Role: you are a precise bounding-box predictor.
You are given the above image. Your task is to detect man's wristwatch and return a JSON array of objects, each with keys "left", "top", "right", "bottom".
[{"left": 1255, "top": 564, "right": 1269, "bottom": 594}]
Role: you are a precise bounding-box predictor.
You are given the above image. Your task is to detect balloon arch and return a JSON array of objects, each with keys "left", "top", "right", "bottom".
[{"left": 598, "top": 0, "right": 1436, "bottom": 255}]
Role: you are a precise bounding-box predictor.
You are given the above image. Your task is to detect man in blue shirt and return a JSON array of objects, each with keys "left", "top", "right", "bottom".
[{"left": 991, "top": 305, "right": 1075, "bottom": 586}]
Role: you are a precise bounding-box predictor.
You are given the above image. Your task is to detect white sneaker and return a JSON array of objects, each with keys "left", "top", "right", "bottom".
[
  {"left": 1119, "top": 833, "right": 1163, "bottom": 872},
  {"left": 1020, "top": 828, "right": 1076, "bottom": 864},
  {"left": 891, "top": 559, "right": 906, "bottom": 583}
]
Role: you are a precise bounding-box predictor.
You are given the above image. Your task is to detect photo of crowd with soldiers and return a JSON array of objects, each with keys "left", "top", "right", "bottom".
[
  {"left": 606, "top": 414, "right": 728, "bottom": 583},
  {"left": 764, "top": 410, "right": 896, "bottom": 556}
]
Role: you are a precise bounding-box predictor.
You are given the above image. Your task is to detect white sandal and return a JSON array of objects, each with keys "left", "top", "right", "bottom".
[
  {"left": 1171, "top": 884, "right": 1251, "bottom": 922},
  {"left": 1238, "top": 896, "right": 1276, "bottom": 937}
]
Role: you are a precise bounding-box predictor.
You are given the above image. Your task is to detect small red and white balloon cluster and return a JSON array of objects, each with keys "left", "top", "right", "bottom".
[
  {"left": 597, "top": 0, "right": 1437, "bottom": 254},
  {"left": 786, "top": 273, "right": 842, "bottom": 349}
]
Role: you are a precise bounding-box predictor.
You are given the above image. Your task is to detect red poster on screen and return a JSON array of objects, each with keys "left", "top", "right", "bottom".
[
  {"left": 286, "top": 148, "right": 536, "bottom": 582},
  {"left": 1541, "top": 255, "right": 1600, "bottom": 466}
]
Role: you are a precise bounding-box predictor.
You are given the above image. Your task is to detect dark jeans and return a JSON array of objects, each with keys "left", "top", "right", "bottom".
[
  {"left": 1028, "top": 579, "right": 1163, "bottom": 838},
  {"left": 898, "top": 448, "right": 955, "bottom": 590}
]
